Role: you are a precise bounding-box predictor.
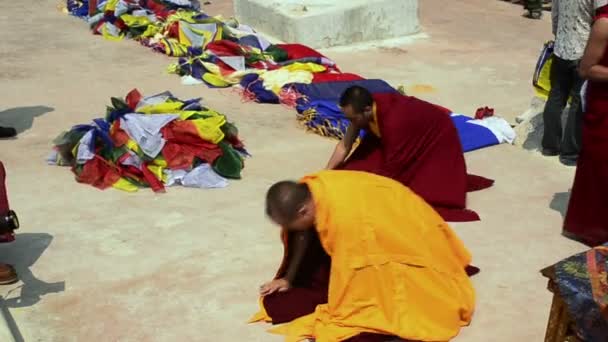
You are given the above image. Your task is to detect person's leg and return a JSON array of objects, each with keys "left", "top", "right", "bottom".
[
  {"left": 524, "top": 0, "right": 543, "bottom": 19},
  {"left": 263, "top": 258, "right": 330, "bottom": 324},
  {"left": 542, "top": 56, "right": 573, "bottom": 155},
  {"left": 263, "top": 286, "right": 328, "bottom": 324},
  {"left": 0, "top": 161, "right": 17, "bottom": 285},
  {"left": 263, "top": 231, "right": 330, "bottom": 324},
  {"left": 560, "top": 60, "right": 585, "bottom": 165}
]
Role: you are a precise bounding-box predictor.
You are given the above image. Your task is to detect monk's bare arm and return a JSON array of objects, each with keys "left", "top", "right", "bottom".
[
  {"left": 283, "top": 230, "right": 313, "bottom": 284},
  {"left": 326, "top": 124, "right": 357, "bottom": 169},
  {"left": 580, "top": 19, "right": 608, "bottom": 82}
]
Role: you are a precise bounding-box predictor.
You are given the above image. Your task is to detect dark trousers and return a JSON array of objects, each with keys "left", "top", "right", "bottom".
[
  {"left": 524, "top": 0, "right": 543, "bottom": 11},
  {"left": 541, "top": 56, "right": 584, "bottom": 158}
]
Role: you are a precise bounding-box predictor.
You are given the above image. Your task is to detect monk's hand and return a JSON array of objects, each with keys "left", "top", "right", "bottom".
[{"left": 259, "top": 278, "right": 291, "bottom": 296}]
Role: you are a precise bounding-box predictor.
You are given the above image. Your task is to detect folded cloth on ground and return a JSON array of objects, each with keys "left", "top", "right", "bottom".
[
  {"left": 451, "top": 114, "right": 516, "bottom": 152},
  {"left": 66, "top": 0, "right": 516, "bottom": 154},
  {"left": 66, "top": 0, "right": 90, "bottom": 18},
  {"left": 291, "top": 79, "right": 397, "bottom": 103},
  {"left": 295, "top": 99, "right": 364, "bottom": 140},
  {"left": 275, "top": 44, "right": 337, "bottom": 71},
  {"left": 311, "top": 72, "right": 364, "bottom": 83},
  {"left": 295, "top": 99, "right": 515, "bottom": 152},
  {"left": 48, "top": 88, "right": 247, "bottom": 193},
  {"left": 239, "top": 74, "right": 280, "bottom": 104}
]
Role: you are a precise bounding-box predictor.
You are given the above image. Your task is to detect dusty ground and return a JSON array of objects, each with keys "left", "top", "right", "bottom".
[{"left": 0, "top": 0, "right": 588, "bottom": 341}]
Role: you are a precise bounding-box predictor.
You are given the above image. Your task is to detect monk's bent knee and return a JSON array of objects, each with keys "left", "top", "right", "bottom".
[{"left": 262, "top": 287, "right": 327, "bottom": 324}]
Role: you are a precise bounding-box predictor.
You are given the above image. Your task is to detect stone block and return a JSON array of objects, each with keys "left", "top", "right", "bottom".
[{"left": 233, "top": 0, "right": 420, "bottom": 48}]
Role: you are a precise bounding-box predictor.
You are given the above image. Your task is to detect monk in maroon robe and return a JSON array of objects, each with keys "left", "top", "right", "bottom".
[
  {"left": 326, "top": 86, "right": 493, "bottom": 222},
  {"left": 563, "top": 4, "right": 608, "bottom": 246}
]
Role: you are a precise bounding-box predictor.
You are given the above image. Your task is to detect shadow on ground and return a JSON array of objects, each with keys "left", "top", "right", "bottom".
[
  {"left": 550, "top": 191, "right": 571, "bottom": 219},
  {"left": 0, "top": 233, "right": 65, "bottom": 308},
  {"left": 522, "top": 112, "right": 543, "bottom": 151},
  {"left": 0, "top": 233, "right": 64, "bottom": 341},
  {"left": 0, "top": 106, "right": 54, "bottom": 134},
  {"left": 519, "top": 106, "right": 572, "bottom": 152}
]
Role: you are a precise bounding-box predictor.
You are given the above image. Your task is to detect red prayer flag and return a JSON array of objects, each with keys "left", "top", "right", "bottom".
[{"left": 126, "top": 89, "right": 142, "bottom": 110}]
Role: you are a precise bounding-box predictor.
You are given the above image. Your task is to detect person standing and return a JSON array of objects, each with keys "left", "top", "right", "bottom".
[
  {"left": 563, "top": 1, "right": 608, "bottom": 246},
  {"left": 541, "top": 0, "right": 594, "bottom": 165}
]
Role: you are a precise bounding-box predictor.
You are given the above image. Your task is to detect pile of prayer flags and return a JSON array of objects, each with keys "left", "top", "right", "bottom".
[
  {"left": 48, "top": 89, "right": 248, "bottom": 192},
  {"left": 64, "top": 0, "right": 516, "bottom": 153}
]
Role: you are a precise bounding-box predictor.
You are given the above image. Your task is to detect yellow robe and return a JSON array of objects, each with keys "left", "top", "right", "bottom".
[{"left": 253, "top": 170, "right": 475, "bottom": 341}]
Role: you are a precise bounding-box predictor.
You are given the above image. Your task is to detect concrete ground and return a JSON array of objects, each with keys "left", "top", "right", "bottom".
[{"left": 0, "top": 0, "right": 588, "bottom": 341}]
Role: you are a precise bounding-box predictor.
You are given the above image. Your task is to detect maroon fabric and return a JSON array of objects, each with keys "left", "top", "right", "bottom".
[
  {"left": 312, "top": 72, "right": 364, "bottom": 83},
  {"left": 339, "top": 93, "right": 493, "bottom": 222},
  {"left": 564, "top": 18, "right": 608, "bottom": 246},
  {"left": 344, "top": 333, "right": 401, "bottom": 342},
  {"left": 262, "top": 266, "right": 330, "bottom": 324},
  {"left": 0, "top": 161, "right": 15, "bottom": 243},
  {"left": 264, "top": 234, "right": 396, "bottom": 341},
  {"left": 263, "top": 231, "right": 330, "bottom": 324},
  {"left": 276, "top": 44, "right": 327, "bottom": 60},
  {"left": 465, "top": 265, "right": 481, "bottom": 276},
  {"left": 467, "top": 174, "right": 495, "bottom": 192},
  {"left": 205, "top": 40, "right": 244, "bottom": 57},
  {"left": 0, "top": 161, "right": 9, "bottom": 216}
]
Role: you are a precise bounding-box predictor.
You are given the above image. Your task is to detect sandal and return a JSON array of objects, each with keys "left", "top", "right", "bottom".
[{"left": 0, "top": 263, "right": 18, "bottom": 285}]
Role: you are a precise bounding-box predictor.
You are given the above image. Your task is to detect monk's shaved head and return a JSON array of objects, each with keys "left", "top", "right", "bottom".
[
  {"left": 340, "top": 85, "right": 373, "bottom": 114},
  {"left": 266, "top": 181, "right": 312, "bottom": 224}
]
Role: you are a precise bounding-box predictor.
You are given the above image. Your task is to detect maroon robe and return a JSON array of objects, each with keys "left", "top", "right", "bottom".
[
  {"left": 563, "top": 11, "right": 608, "bottom": 246},
  {"left": 340, "top": 92, "right": 493, "bottom": 222},
  {"left": 0, "top": 161, "right": 8, "bottom": 217},
  {"left": 0, "top": 161, "right": 15, "bottom": 243}
]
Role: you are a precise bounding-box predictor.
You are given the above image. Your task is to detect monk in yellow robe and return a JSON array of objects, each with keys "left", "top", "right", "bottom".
[{"left": 252, "top": 170, "right": 475, "bottom": 342}]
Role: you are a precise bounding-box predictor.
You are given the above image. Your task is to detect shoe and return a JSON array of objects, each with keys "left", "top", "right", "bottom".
[
  {"left": 0, "top": 263, "right": 18, "bottom": 285},
  {"left": 0, "top": 126, "right": 17, "bottom": 139},
  {"left": 527, "top": 11, "right": 542, "bottom": 19},
  {"left": 542, "top": 148, "right": 560, "bottom": 156},
  {"left": 559, "top": 156, "right": 578, "bottom": 166}
]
